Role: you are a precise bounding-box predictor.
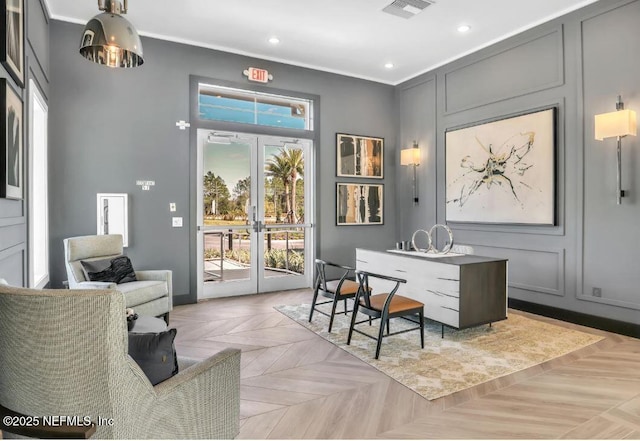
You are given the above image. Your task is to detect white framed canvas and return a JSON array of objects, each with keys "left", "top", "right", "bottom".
[
  {"left": 445, "top": 108, "right": 556, "bottom": 225},
  {"left": 97, "top": 193, "right": 129, "bottom": 246}
]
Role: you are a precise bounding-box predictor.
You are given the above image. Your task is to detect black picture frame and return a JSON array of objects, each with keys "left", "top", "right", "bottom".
[
  {"left": 1, "top": 0, "right": 24, "bottom": 88},
  {"left": 336, "top": 182, "right": 384, "bottom": 226},
  {"left": 1, "top": 78, "right": 22, "bottom": 200},
  {"left": 336, "top": 133, "right": 384, "bottom": 179}
]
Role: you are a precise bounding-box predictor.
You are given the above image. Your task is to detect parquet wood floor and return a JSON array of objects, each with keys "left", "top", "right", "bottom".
[{"left": 171, "top": 289, "right": 640, "bottom": 439}]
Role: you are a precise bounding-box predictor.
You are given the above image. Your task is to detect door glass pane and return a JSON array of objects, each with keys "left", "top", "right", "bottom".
[
  {"left": 264, "top": 143, "right": 305, "bottom": 225},
  {"left": 203, "top": 137, "right": 252, "bottom": 283},
  {"left": 263, "top": 227, "right": 305, "bottom": 278},
  {"left": 263, "top": 143, "right": 305, "bottom": 278},
  {"left": 204, "top": 231, "right": 253, "bottom": 282}
]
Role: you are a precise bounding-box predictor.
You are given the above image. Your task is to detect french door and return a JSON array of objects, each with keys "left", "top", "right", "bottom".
[{"left": 196, "top": 130, "right": 314, "bottom": 299}]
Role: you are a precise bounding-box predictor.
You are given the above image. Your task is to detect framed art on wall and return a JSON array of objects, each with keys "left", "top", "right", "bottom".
[
  {"left": 1, "top": 0, "right": 24, "bottom": 87},
  {"left": 97, "top": 193, "right": 129, "bottom": 247},
  {"left": 336, "top": 133, "right": 383, "bottom": 178},
  {"left": 336, "top": 183, "right": 383, "bottom": 226},
  {"left": 445, "top": 107, "right": 556, "bottom": 225},
  {"left": 1, "top": 79, "right": 22, "bottom": 200}
]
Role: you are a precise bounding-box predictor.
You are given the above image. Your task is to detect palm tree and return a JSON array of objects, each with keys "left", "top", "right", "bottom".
[
  {"left": 265, "top": 147, "right": 304, "bottom": 223},
  {"left": 280, "top": 148, "right": 304, "bottom": 223},
  {"left": 265, "top": 154, "right": 292, "bottom": 222}
]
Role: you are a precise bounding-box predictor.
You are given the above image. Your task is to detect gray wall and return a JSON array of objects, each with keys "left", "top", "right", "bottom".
[
  {"left": 0, "top": 0, "right": 50, "bottom": 286},
  {"left": 48, "top": 21, "right": 396, "bottom": 303},
  {"left": 396, "top": 0, "right": 640, "bottom": 324}
]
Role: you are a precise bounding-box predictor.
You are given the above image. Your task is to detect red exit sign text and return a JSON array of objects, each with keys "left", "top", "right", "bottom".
[{"left": 244, "top": 67, "right": 272, "bottom": 83}]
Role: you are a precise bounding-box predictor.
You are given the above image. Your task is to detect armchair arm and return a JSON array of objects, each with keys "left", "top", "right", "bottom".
[
  {"left": 148, "top": 348, "right": 240, "bottom": 439},
  {"left": 136, "top": 270, "right": 172, "bottom": 309},
  {"left": 0, "top": 403, "right": 96, "bottom": 439},
  {"left": 135, "top": 270, "right": 172, "bottom": 283},
  {"left": 75, "top": 281, "right": 117, "bottom": 290}
]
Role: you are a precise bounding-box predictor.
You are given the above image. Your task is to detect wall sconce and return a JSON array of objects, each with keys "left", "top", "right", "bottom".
[
  {"left": 594, "top": 95, "right": 637, "bottom": 204},
  {"left": 400, "top": 141, "right": 420, "bottom": 205}
]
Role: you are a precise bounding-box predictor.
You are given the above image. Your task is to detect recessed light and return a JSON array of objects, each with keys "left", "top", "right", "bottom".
[
  {"left": 457, "top": 24, "right": 471, "bottom": 33},
  {"left": 268, "top": 36, "right": 280, "bottom": 45},
  {"left": 384, "top": 62, "right": 394, "bottom": 69}
]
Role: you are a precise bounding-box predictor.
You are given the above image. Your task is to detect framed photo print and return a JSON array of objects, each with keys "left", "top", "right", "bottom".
[
  {"left": 1, "top": 0, "right": 24, "bottom": 87},
  {"left": 1, "top": 79, "right": 22, "bottom": 200},
  {"left": 336, "top": 133, "right": 383, "bottom": 178},
  {"left": 336, "top": 182, "right": 383, "bottom": 226},
  {"left": 445, "top": 107, "right": 556, "bottom": 225}
]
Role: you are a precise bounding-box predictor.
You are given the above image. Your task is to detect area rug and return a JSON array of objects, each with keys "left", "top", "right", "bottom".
[{"left": 275, "top": 302, "right": 603, "bottom": 400}]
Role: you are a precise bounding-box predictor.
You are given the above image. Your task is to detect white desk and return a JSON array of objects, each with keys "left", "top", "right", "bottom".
[{"left": 356, "top": 248, "right": 508, "bottom": 329}]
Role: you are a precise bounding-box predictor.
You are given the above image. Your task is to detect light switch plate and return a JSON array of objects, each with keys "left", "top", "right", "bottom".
[
  {"left": 169, "top": 203, "right": 176, "bottom": 212},
  {"left": 172, "top": 217, "right": 183, "bottom": 227}
]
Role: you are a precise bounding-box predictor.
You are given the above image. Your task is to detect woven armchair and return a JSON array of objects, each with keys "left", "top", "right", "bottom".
[
  {"left": 63, "top": 235, "right": 172, "bottom": 322},
  {"left": 0, "top": 284, "right": 240, "bottom": 439}
]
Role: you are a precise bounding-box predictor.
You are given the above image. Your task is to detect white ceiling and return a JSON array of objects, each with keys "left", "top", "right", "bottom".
[{"left": 45, "top": 0, "right": 600, "bottom": 85}]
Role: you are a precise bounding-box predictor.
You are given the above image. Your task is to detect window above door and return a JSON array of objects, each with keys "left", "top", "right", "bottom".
[{"left": 198, "top": 83, "right": 313, "bottom": 131}]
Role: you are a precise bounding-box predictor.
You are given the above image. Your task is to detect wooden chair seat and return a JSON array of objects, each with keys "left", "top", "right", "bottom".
[
  {"left": 325, "top": 279, "right": 360, "bottom": 296},
  {"left": 362, "top": 294, "right": 423, "bottom": 315}
]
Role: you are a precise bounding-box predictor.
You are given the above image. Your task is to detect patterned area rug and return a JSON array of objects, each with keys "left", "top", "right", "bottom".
[{"left": 275, "top": 302, "right": 603, "bottom": 400}]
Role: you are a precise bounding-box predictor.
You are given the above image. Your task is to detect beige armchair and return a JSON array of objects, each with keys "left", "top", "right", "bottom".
[
  {"left": 0, "top": 283, "right": 240, "bottom": 439},
  {"left": 64, "top": 235, "right": 172, "bottom": 322}
]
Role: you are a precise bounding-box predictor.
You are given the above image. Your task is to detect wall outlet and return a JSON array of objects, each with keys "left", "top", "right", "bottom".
[
  {"left": 592, "top": 287, "right": 602, "bottom": 297},
  {"left": 169, "top": 203, "right": 176, "bottom": 212},
  {"left": 172, "top": 217, "right": 183, "bottom": 228}
]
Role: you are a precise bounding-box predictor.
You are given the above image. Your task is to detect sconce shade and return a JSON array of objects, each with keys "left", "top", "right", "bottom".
[
  {"left": 595, "top": 109, "right": 637, "bottom": 140},
  {"left": 401, "top": 147, "right": 420, "bottom": 166},
  {"left": 79, "top": 12, "right": 144, "bottom": 68}
]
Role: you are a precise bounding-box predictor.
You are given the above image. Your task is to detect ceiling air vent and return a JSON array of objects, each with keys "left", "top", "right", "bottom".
[{"left": 382, "top": 0, "right": 435, "bottom": 19}]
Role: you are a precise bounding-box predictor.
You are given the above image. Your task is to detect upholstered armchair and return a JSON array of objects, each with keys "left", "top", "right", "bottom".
[
  {"left": 0, "top": 283, "right": 241, "bottom": 439},
  {"left": 64, "top": 234, "right": 172, "bottom": 321}
]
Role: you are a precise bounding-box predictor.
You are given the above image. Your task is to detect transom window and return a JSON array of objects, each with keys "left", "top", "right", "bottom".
[{"left": 198, "top": 83, "right": 312, "bottom": 130}]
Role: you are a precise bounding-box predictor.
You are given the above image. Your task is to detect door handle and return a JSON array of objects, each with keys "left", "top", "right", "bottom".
[{"left": 253, "top": 220, "right": 264, "bottom": 233}]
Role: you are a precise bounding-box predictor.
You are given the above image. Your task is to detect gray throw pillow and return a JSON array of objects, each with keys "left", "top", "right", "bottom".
[
  {"left": 80, "top": 255, "right": 137, "bottom": 283},
  {"left": 128, "top": 328, "right": 179, "bottom": 386}
]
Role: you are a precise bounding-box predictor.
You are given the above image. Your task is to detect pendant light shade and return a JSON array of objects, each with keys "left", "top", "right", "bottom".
[{"left": 79, "top": 0, "right": 144, "bottom": 68}]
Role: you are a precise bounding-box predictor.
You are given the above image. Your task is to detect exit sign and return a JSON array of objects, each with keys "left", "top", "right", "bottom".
[{"left": 243, "top": 67, "right": 273, "bottom": 83}]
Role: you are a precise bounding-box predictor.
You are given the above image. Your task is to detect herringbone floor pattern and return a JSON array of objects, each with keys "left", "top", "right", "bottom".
[{"left": 171, "top": 289, "right": 640, "bottom": 439}]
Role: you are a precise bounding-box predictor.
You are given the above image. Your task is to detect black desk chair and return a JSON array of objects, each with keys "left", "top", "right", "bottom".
[
  {"left": 309, "top": 259, "right": 361, "bottom": 332},
  {"left": 347, "top": 270, "right": 424, "bottom": 359}
]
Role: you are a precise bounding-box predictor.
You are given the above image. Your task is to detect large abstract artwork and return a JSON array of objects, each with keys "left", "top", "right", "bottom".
[
  {"left": 336, "top": 183, "right": 383, "bottom": 226},
  {"left": 1, "top": 79, "right": 22, "bottom": 200},
  {"left": 336, "top": 133, "right": 383, "bottom": 178},
  {"left": 446, "top": 108, "right": 556, "bottom": 224}
]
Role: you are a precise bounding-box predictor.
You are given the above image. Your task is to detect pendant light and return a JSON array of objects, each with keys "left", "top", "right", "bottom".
[{"left": 79, "top": 0, "right": 144, "bottom": 68}]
